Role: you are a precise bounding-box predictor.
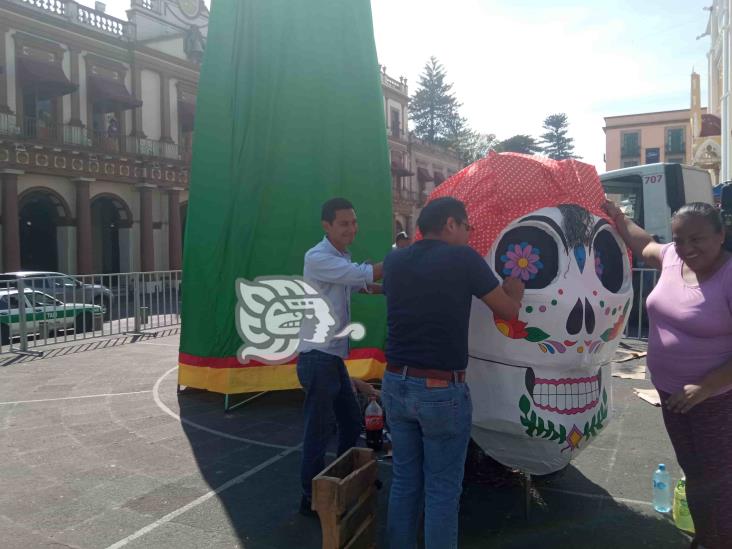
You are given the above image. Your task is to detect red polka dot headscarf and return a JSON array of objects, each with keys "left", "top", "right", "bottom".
[{"left": 426, "top": 152, "right": 610, "bottom": 257}]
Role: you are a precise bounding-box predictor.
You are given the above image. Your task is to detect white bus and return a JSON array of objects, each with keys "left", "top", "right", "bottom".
[{"left": 599, "top": 163, "right": 714, "bottom": 246}]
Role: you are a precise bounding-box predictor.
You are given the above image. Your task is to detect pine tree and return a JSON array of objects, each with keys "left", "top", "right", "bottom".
[
  {"left": 409, "top": 57, "right": 461, "bottom": 144},
  {"left": 539, "top": 113, "right": 579, "bottom": 160},
  {"left": 495, "top": 134, "right": 541, "bottom": 155}
]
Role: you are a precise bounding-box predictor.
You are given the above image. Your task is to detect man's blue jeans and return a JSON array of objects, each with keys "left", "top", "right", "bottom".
[
  {"left": 381, "top": 369, "right": 472, "bottom": 549},
  {"left": 296, "top": 350, "right": 361, "bottom": 499}
]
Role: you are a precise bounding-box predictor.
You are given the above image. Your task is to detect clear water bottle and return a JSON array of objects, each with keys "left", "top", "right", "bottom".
[
  {"left": 364, "top": 396, "right": 384, "bottom": 452},
  {"left": 653, "top": 464, "right": 672, "bottom": 513}
]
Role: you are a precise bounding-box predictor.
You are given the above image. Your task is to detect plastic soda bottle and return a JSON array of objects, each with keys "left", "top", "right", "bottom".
[
  {"left": 672, "top": 477, "right": 695, "bottom": 533},
  {"left": 364, "top": 396, "right": 384, "bottom": 452},
  {"left": 652, "top": 464, "right": 672, "bottom": 513}
]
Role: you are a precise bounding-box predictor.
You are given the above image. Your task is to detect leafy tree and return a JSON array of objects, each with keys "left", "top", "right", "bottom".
[
  {"left": 495, "top": 134, "right": 541, "bottom": 155},
  {"left": 410, "top": 57, "right": 461, "bottom": 144},
  {"left": 539, "top": 113, "right": 579, "bottom": 160},
  {"left": 456, "top": 131, "right": 498, "bottom": 164}
]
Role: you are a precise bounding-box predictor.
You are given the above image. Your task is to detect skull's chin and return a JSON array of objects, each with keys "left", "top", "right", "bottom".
[{"left": 524, "top": 367, "right": 602, "bottom": 416}]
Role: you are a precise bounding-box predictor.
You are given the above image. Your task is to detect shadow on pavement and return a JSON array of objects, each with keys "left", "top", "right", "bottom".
[
  {"left": 177, "top": 387, "right": 330, "bottom": 548},
  {"left": 459, "top": 463, "right": 690, "bottom": 548},
  {"left": 176, "top": 387, "right": 688, "bottom": 548}
]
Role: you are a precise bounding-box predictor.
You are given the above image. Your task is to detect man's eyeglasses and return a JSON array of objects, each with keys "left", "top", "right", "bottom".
[{"left": 459, "top": 219, "right": 474, "bottom": 232}]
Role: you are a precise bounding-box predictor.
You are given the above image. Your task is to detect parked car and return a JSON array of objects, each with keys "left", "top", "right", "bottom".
[
  {"left": 0, "top": 271, "right": 112, "bottom": 319},
  {"left": 0, "top": 288, "right": 103, "bottom": 344}
]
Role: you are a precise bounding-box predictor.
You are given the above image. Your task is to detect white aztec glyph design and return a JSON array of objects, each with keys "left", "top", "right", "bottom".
[{"left": 235, "top": 276, "right": 365, "bottom": 365}]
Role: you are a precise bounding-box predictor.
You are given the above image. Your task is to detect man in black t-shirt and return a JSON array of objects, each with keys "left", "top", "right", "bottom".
[{"left": 381, "top": 197, "right": 524, "bottom": 549}]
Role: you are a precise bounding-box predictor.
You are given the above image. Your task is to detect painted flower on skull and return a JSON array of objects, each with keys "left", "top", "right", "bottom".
[
  {"left": 501, "top": 242, "right": 543, "bottom": 281},
  {"left": 494, "top": 317, "right": 529, "bottom": 339}
]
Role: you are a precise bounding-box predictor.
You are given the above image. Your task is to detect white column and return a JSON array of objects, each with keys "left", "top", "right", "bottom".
[
  {"left": 722, "top": 3, "right": 730, "bottom": 181},
  {"left": 119, "top": 227, "right": 133, "bottom": 273},
  {"left": 56, "top": 226, "right": 76, "bottom": 274}
]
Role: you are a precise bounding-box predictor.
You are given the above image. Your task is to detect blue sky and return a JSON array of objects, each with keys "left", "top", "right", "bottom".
[
  {"left": 96, "top": 0, "right": 711, "bottom": 171},
  {"left": 370, "top": 0, "right": 711, "bottom": 170}
]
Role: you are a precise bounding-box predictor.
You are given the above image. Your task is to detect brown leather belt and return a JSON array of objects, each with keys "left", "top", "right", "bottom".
[{"left": 387, "top": 364, "right": 466, "bottom": 383}]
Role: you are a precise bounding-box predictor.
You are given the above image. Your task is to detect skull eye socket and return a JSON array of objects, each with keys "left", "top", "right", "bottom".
[
  {"left": 494, "top": 226, "right": 559, "bottom": 289},
  {"left": 593, "top": 229, "right": 624, "bottom": 293}
]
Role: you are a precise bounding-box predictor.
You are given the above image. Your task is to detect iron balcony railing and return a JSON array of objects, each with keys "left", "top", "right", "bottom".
[
  {"left": 0, "top": 113, "right": 20, "bottom": 137},
  {"left": 21, "top": 117, "right": 93, "bottom": 147},
  {"left": 125, "top": 136, "right": 180, "bottom": 160},
  {"left": 16, "top": 117, "right": 183, "bottom": 160},
  {"left": 13, "top": 0, "right": 137, "bottom": 40}
]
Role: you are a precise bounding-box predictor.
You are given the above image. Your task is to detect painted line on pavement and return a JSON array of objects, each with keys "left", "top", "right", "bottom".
[
  {"left": 152, "top": 366, "right": 296, "bottom": 450},
  {"left": 540, "top": 487, "right": 651, "bottom": 507},
  {"left": 0, "top": 390, "right": 152, "bottom": 406},
  {"left": 105, "top": 445, "right": 299, "bottom": 549},
  {"left": 137, "top": 342, "right": 180, "bottom": 347},
  {"left": 106, "top": 367, "right": 303, "bottom": 548}
]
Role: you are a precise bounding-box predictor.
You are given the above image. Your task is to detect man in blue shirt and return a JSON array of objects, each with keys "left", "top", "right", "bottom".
[
  {"left": 297, "top": 197, "right": 383, "bottom": 516},
  {"left": 382, "top": 197, "right": 524, "bottom": 548}
]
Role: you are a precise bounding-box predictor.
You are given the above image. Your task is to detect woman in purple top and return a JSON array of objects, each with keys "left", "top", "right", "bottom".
[{"left": 604, "top": 200, "right": 732, "bottom": 549}]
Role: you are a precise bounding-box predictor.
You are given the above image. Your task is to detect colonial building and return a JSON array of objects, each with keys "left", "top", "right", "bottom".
[
  {"left": 381, "top": 67, "right": 462, "bottom": 238},
  {"left": 690, "top": 71, "right": 721, "bottom": 181},
  {"left": 603, "top": 108, "right": 698, "bottom": 172},
  {"left": 695, "top": 3, "right": 728, "bottom": 182},
  {"left": 0, "top": 0, "right": 460, "bottom": 275},
  {"left": 0, "top": 0, "right": 206, "bottom": 274}
]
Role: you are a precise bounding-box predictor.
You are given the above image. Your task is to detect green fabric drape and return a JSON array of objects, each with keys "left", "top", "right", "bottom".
[{"left": 180, "top": 0, "right": 393, "bottom": 362}]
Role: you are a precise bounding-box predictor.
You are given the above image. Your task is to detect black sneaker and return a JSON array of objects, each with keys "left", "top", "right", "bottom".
[{"left": 299, "top": 495, "right": 317, "bottom": 518}]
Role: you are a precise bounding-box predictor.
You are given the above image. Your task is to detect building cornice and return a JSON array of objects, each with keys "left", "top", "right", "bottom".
[{"left": 1, "top": 4, "right": 200, "bottom": 83}]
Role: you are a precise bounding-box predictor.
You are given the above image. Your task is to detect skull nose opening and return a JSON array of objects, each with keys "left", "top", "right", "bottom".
[
  {"left": 584, "top": 298, "right": 596, "bottom": 334},
  {"left": 567, "top": 298, "right": 598, "bottom": 335},
  {"left": 567, "top": 298, "right": 583, "bottom": 335}
]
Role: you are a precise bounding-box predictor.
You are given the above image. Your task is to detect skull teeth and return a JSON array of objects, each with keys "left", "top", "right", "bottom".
[{"left": 531, "top": 377, "right": 601, "bottom": 415}]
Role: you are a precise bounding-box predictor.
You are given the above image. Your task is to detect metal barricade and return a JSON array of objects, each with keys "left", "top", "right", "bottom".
[
  {"left": 623, "top": 267, "right": 660, "bottom": 340},
  {"left": 0, "top": 266, "right": 658, "bottom": 354},
  {"left": 0, "top": 270, "right": 182, "bottom": 355}
]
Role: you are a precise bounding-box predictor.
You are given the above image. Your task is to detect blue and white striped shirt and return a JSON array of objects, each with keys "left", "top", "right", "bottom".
[{"left": 298, "top": 237, "right": 373, "bottom": 358}]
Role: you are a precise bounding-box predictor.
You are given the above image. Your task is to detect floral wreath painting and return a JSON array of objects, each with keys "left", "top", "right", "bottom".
[{"left": 494, "top": 299, "right": 630, "bottom": 355}]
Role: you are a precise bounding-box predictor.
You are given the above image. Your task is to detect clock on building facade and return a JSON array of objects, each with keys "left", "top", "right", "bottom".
[{"left": 178, "top": 0, "right": 200, "bottom": 18}]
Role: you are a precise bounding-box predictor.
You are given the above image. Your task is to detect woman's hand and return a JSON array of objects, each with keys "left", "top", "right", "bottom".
[
  {"left": 601, "top": 200, "right": 624, "bottom": 223},
  {"left": 665, "top": 384, "right": 714, "bottom": 414},
  {"left": 601, "top": 199, "right": 662, "bottom": 268}
]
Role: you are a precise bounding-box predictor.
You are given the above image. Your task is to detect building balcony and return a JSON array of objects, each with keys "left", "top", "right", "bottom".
[
  {"left": 381, "top": 72, "right": 408, "bottom": 95},
  {"left": 621, "top": 145, "right": 640, "bottom": 158},
  {"left": 0, "top": 113, "right": 21, "bottom": 138},
  {"left": 391, "top": 185, "right": 419, "bottom": 203},
  {"left": 20, "top": 116, "right": 91, "bottom": 147},
  {"left": 8, "top": 0, "right": 136, "bottom": 40},
  {"left": 125, "top": 136, "right": 179, "bottom": 160},
  {"left": 4, "top": 116, "right": 184, "bottom": 162}
]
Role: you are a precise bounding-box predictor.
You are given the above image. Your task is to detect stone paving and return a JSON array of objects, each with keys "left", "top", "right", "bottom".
[{"left": 0, "top": 333, "right": 691, "bottom": 548}]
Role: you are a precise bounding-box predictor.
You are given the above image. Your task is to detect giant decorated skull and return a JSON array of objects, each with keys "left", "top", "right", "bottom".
[{"left": 428, "top": 153, "right": 633, "bottom": 474}]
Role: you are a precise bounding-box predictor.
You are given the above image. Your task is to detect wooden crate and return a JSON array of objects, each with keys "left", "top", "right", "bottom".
[{"left": 312, "top": 447, "right": 378, "bottom": 549}]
